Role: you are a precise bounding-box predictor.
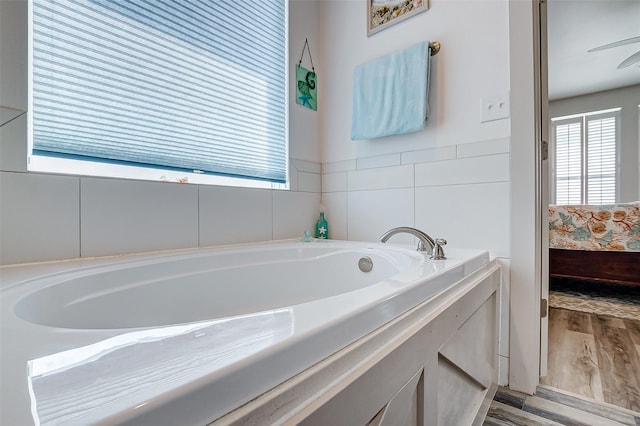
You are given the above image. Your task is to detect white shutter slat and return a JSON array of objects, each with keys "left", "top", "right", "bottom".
[
  {"left": 554, "top": 122, "right": 583, "bottom": 204},
  {"left": 586, "top": 116, "right": 617, "bottom": 204}
]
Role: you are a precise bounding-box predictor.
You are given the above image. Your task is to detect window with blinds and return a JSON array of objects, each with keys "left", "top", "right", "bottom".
[
  {"left": 551, "top": 109, "right": 619, "bottom": 205},
  {"left": 30, "top": 0, "right": 288, "bottom": 184}
]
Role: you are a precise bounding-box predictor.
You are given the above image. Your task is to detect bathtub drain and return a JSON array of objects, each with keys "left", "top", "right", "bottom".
[{"left": 358, "top": 256, "right": 373, "bottom": 273}]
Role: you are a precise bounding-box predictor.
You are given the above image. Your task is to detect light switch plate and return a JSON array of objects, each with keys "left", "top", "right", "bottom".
[{"left": 481, "top": 93, "right": 510, "bottom": 122}]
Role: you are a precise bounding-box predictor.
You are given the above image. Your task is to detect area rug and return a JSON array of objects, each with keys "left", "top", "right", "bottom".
[{"left": 549, "top": 281, "right": 640, "bottom": 321}]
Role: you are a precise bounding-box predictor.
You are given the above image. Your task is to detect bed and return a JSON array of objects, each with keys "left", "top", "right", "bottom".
[{"left": 548, "top": 202, "right": 640, "bottom": 287}]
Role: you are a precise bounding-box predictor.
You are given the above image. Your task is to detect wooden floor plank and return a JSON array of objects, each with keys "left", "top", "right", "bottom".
[
  {"left": 523, "top": 395, "right": 632, "bottom": 426},
  {"left": 535, "top": 385, "right": 638, "bottom": 425},
  {"left": 591, "top": 317, "right": 640, "bottom": 412},
  {"left": 544, "top": 308, "right": 640, "bottom": 412},
  {"left": 549, "top": 308, "right": 570, "bottom": 331},
  {"left": 483, "top": 416, "right": 513, "bottom": 426},
  {"left": 484, "top": 401, "right": 564, "bottom": 426},
  {"left": 623, "top": 319, "right": 640, "bottom": 346},
  {"left": 493, "top": 387, "right": 526, "bottom": 409},
  {"left": 486, "top": 386, "right": 640, "bottom": 426},
  {"left": 595, "top": 314, "right": 627, "bottom": 329},
  {"left": 542, "top": 309, "right": 603, "bottom": 401},
  {"left": 567, "top": 310, "right": 594, "bottom": 334}
]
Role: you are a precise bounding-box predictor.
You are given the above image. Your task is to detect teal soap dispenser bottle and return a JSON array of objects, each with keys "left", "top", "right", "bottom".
[{"left": 315, "top": 211, "right": 329, "bottom": 239}]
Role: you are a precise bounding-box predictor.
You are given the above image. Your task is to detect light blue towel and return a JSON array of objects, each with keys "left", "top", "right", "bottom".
[{"left": 351, "top": 41, "right": 431, "bottom": 140}]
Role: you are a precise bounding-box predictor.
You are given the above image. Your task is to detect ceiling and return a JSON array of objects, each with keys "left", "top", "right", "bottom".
[{"left": 547, "top": 0, "right": 640, "bottom": 100}]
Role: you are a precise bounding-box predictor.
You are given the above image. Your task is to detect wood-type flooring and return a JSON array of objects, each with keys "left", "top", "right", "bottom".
[
  {"left": 484, "top": 385, "right": 640, "bottom": 426},
  {"left": 541, "top": 307, "right": 640, "bottom": 412},
  {"left": 484, "top": 299, "right": 640, "bottom": 425}
]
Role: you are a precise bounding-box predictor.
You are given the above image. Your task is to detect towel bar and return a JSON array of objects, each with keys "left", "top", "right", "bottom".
[{"left": 429, "top": 41, "right": 441, "bottom": 56}]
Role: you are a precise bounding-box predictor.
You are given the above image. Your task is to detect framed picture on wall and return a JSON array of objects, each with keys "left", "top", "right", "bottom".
[{"left": 367, "top": 0, "right": 428, "bottom": 36}]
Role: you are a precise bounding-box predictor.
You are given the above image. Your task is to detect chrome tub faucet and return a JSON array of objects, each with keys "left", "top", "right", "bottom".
[{"left": 379, "top": 226, "right": 447, "bottom": 260}]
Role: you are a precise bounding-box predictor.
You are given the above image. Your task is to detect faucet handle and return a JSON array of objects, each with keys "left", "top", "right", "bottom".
[{"left": 430, "top": 238, "right": 447, "bottom": 260}]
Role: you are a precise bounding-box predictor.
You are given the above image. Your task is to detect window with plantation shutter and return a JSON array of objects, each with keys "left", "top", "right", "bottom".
[
  {"left": 586, "top": 116, "right": 616, "bottom": 204},
  {"left": 554, "top": 120, "right": 582, "bottom": 205},
  {"left": 29, "top": 0, "right": 288, "bottom": 184},
  {"left": 551, "top": 109, "right": 619, "bottom": 205}
]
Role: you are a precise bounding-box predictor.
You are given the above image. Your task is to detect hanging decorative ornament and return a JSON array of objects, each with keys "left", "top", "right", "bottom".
[{"left": 296, "top": 38, "right": 317, "bottom": 111}]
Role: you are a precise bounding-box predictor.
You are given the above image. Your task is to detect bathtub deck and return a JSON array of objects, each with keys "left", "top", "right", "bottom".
[{"left": 1, "top": 242, "right": 493, "bottom": 425}]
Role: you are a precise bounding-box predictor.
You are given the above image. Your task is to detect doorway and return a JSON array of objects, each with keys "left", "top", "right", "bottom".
[{"left": 539, "top": 0, "right": 640, "bottom": 411}]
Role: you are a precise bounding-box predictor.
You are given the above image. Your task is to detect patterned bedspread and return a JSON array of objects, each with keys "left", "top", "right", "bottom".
[{"left": 549, "top": 202, "right": 640, "bottom": 251}]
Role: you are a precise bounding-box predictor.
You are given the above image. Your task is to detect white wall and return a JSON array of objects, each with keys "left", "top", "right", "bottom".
[
  {"left": 0, "top": 0, "right": 322, "bottom": 265},
  {"left": 550, "top": 84, "right": 640, "bottom": 203},
  {"left": 316, "top": 0, "right": 512, "bottom": 385},
  {"left": 319, "top": 0, "right": 511, "bottom": 163}
]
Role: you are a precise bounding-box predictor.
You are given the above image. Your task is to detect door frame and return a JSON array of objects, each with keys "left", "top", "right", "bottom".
[
  {"left": 507, "top": 0, "right": 546, "bottom": 394},
  {"left": 537, "top": 0, "right": 550, "bottom": 378}
]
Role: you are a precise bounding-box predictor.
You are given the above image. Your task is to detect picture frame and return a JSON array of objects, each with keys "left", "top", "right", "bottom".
[{"left": 367, "top": 0, "right": 428, "bottom": 36}]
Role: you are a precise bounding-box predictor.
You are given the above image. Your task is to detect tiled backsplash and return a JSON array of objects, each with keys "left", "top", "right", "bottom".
[
  {"left": 1, "top": 137, "right": 508, "bottom": 264},
  {"left": 320, "top": 137, "right": 511, "bottom": 259},
  {"left": 0, "top": 159, "right": 321, "bottom": 266}
]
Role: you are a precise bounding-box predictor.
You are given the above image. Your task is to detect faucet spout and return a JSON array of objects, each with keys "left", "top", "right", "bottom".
[{"left": 379, "top": 227, "right": 446, "bottom": 259}]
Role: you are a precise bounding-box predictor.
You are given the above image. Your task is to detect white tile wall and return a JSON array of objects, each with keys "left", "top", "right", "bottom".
[
  {"left": 456, "top": 137, "right": 510, "bottom": 158},
  {"left": 273, "top": 190, "right": 321, "bottom": 239},
  {"left": 0, "top": 113, "right": 27, "bottom": 172},
  {"left": 322, "top": 171, "right": 347, "bottom": 193},
  {"left": 0, "top": 106, "right": 23, "bottom": 126},
  {"left": 401, "top": 145, "right": 456, "bottom": 165},
  {"left": 290, "top": 159, "right": 322, "bottom": 193},
  {"left": 347, "top": 188, "right": 414, "bottom": 244},
  {"left": 288, "top": 159, "right": 299, "bottom": 192},
  {"left": 292, "top": 159, "right": 322, "bottom": 174},
  {"left": 297, "top": 171, "right": 321, "bottom": 193},
  {"left": 356, "top": 153, "right": 401, "bottom": 170},
  {"left": 497, "top": 258, "right": 511, "bottom": 358},
  {"left": 415, "top": 153, "right": 509, "bottom": 187},
  {"left": 322, "top": 159, "right": 356, "bottom": 174},
  {"left": 321, "top": 192, "right": 347, "bottom": 240},
  {"left": 347, "top": 165, "right": 414, "bottom": 191},
  {"left": 415, "top": 182, "right": 510, "bottom": 258},
  {"left": 1, "top": 172, "right": 80, "bottom": 264},
  {"left": 323, "top": 137, "right": 513, "bottom": 256},
  {"left": 0, "top": 158, "right": 321, "bottom": 265},
  {"left": 80, "top": 177, "right": 199, "bottom": 257},
  {"left": 199, "top": 185, "right": 273, "bottom": 246}
]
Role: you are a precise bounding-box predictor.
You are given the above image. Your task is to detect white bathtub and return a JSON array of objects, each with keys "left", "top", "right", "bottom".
[{"left": 0, "top": 240, "right": 490, "bottom": 426}]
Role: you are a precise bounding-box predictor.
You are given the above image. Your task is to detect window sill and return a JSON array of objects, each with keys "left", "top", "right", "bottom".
[{"left": 28, "top": 155, "right": 289, "bottom": 190}]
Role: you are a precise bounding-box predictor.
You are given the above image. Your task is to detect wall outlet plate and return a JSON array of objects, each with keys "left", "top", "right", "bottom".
[{"left": 481, "top": 93, "right": 510, "bottom": 122}]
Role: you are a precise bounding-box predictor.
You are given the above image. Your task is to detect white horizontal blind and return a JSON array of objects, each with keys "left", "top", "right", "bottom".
[
  {"left": 551, "top": 110, "right": 618, "bottom": 205},
  {"left": 554, "top": 121, "right": 582, "bottom": 205},
  {"left": 586, "top": 116, "right": 616, "bottom": 204},
  {"left": 31, "top": 0, "right": 288, "bottom": 183}
]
